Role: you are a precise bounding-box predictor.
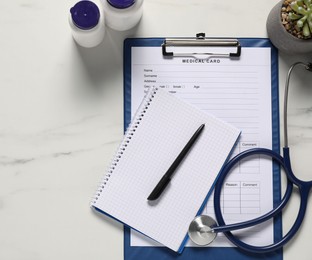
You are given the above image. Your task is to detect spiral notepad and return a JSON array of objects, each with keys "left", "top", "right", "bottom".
[{"left": 91, "top": 87, "right": 240, "bottom": 253}]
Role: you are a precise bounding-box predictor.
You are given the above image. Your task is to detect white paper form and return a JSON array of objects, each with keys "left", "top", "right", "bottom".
[{"left": 130, "top": 46, "right": 274, "bottom": 247}]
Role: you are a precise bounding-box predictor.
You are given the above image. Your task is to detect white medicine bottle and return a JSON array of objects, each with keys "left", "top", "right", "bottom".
[
  {"left": 69, "top": 0, "right": 105, "bottom": 48},
  {"left": 102, "top": 0, "right": 143, "bottom": 31}
]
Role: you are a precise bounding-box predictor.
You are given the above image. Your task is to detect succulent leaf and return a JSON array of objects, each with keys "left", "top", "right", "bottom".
[
  {"left": 289, "top": 12, "right": 303, "bottom": 19},
  {"left": 298, "top": 16, "right": 308, "bottom": 27},
  {"left": 303, "top": 22, "right": 311, "bottom": 36},
  {"left": 290, "top": 0, "right": 312, "bottom": 37}
]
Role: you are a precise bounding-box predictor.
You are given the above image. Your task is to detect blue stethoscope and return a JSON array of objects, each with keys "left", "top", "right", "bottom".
[{"left": 188, "top": 62, "right": 312, "bottom": 253}]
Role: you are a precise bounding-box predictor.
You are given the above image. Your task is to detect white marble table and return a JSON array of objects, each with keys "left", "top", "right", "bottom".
[{"left": 1, "top": 0, "right": 312, "bottom": 259}]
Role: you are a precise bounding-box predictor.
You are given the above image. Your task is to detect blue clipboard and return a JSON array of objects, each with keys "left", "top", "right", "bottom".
[{"left": 123, "top": 37, "right": 282, "bottom": 260}]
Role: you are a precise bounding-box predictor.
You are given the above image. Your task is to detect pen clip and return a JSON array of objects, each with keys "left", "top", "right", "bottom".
[{"left": 162, "top": 33, "right": 241, "bottom": 59}]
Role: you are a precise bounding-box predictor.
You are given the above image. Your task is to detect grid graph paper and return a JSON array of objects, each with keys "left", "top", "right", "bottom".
[{"left": 91, "top": 87, "right": 240, "bottom": 252}]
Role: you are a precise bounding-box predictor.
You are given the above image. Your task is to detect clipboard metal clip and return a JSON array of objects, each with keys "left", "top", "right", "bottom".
[{"left": 162, "top": 33, "right": 241, "bottom": 59}]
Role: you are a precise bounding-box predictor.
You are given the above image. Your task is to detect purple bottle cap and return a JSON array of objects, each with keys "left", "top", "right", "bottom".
[
  {"left": 107, "top": 0, "right": 135, "bottom": 9},
  {"left": 70, "top": 1, "right": 100, "bottom": 30}
]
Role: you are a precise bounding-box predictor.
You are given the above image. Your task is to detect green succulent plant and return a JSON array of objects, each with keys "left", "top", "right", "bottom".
[{"left": 288, "top": 0, "right": 312, "bottom": 37}]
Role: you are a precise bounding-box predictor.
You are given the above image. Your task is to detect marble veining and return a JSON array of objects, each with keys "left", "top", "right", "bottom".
[{"left": 0, "top": 0, "right": 312, "bottom": 259}]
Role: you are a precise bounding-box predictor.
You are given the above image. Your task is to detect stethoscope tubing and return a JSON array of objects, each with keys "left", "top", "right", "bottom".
[
  {"left": 210, "top": 62, "right": 312, "bottom": 253},
  {"left": 212, "top": 147, "right": 312, "bottom": 253},
  {"left": 213, "top": 148, "right": 292, "bottom": 234},
  {"left": 187, "top": 62, "right": 312, "bottom": 253}
]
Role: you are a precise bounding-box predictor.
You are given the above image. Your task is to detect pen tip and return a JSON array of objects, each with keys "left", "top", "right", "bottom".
[{"left": 147, "top": 195, "right": 157, "bottom": 201}]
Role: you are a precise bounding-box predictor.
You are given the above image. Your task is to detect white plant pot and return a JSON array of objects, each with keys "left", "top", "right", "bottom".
[{"left": 266, "top": 0, "right": 312, "bottom": 54}]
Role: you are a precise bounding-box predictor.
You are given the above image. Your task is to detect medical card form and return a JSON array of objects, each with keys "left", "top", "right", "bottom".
[{"left": 127, "top": 43, "right": 277, "bottom": 248}]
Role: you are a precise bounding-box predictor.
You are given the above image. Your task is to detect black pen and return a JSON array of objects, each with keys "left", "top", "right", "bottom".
[{"left": 147, "top": 123, "right": 205, "bottom": 201}]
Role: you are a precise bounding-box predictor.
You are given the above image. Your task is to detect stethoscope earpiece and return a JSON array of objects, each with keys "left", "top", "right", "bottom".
[
  {"left": 188, "top": 215, "right": 217, "bottom": 246},
  {"left": 306, "top": 63, "right": 312, "bottom": 71}
]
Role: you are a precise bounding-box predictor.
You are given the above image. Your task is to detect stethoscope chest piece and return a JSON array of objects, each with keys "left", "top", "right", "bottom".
[{"left": 188, "top": 215, "right": 217, "bottom": 246}]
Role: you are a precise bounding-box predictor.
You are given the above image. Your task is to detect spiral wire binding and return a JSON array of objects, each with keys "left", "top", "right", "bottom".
[{"left": 91, "top": 87, "right": 159, "bottom": 205}]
